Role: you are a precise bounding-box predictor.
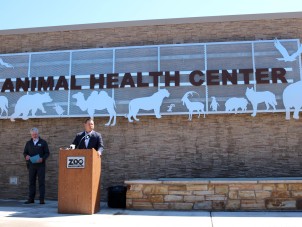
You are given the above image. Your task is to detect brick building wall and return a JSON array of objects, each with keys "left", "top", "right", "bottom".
[
  {"left": 1, "top": 17, "right": 302, "bottom": 53},
  {"left": 1, "top": 113, "right": 302, "bottom": 201},
  {"left": 0, "top": 14, "right": 302, "bottom": 201}
]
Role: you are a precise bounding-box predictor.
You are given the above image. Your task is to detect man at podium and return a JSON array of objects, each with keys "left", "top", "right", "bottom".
[
  {"left": 59, "top": 118, "right": 103, "bottom": 214},
  {"left": 71, "top": 118, "right": 104, "bottom": 156}
]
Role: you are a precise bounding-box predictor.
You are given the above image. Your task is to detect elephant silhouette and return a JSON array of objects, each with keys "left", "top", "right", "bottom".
[{"left": 283, "top": 81, "right": 302, "bottom": 120}]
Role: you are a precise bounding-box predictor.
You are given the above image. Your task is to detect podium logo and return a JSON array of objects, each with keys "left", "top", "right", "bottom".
[{"left": 67, "top": 156, "right": 85, "bottom": 168}]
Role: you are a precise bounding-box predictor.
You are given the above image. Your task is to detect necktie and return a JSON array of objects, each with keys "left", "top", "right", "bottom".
[{"left": 85, "top": 135, "right": 89, "bottom": 148}]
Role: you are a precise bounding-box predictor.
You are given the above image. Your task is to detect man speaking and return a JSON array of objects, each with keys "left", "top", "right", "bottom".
[{"left": 71, "top": 118, "right": 104, "bottom": 156}]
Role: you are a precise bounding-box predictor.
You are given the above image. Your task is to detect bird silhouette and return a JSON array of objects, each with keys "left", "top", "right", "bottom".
[
  {"left": 274, "top": 38, "right": 302, "bottom": 62},
  {"left": 0, "top": 58, "right": 14, "bottom": 68},
  {"left": 167, "top": 104, "right": 175, "bottom": 112},
  {"left": 53, "top": 103, "right": 65, "bottom": 116}
]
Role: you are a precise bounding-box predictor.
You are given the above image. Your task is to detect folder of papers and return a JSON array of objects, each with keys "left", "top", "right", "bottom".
[{"left": 30, "top": 154, "right": 40, "bottom": 163}]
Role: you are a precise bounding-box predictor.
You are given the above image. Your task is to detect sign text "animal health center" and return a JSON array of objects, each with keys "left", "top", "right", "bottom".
[{"left": 0, "top": 67, "right": 287, "bottom": 92}]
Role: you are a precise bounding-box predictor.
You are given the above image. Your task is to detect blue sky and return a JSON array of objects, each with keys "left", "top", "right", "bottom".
[{"left": 1, "top": 0, "right": 302, "bottom": 30}]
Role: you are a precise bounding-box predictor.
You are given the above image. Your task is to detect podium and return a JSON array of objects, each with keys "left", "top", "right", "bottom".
[{"left": 58, "top": 148, "right": 101, "bottom": 214}]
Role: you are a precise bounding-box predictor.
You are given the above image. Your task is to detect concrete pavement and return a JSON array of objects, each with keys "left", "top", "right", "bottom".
[{"left": 1, "top": 199, "right": 302, "bottom": 227}]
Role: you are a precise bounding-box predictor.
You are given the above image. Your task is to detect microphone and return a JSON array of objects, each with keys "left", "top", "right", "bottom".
[{"left": 76, "top": 134, "right": 91, "bottom": 149}]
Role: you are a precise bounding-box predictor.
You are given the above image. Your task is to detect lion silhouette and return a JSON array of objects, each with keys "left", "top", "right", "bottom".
[{"left": 127, "top": 89, "right": 170, "bottom": 122}]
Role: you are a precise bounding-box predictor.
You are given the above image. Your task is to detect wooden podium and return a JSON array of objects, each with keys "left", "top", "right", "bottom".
[{"left": 58, "top": 148, "right": 101, "bottom": 214}]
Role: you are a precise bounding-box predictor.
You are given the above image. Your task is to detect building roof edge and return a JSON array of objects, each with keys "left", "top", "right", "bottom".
[{"left": 1, "top": 11, "right": 302, "bottom": 35}]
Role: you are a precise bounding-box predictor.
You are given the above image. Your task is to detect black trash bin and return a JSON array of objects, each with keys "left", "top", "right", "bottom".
[{"left": 107, "top": 185, "right": 127, "bottom": 208}]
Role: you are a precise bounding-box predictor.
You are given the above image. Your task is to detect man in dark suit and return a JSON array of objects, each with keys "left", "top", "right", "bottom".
[
  {"left": 23, "top": 127, "right": 49, "bottom": 204},
  {"left": 72, "top": 118, "right": 104, "bottom": 155}
]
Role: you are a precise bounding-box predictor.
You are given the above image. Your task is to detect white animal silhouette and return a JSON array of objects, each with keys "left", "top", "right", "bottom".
[
  {"left": 10, "top": 93, "right": 53, "bottom": 121},
  {"left": 181, "top": 91, "right": 205, "bottom": 121},
  {"left": 167, "top": 104, "right": 175, "bottom": 112},
  {"left": 225, "top": 97, "right": 248, "bottom": 114},
  {"left": 127, "top": 89, "right": 170, "bottom": 122},
  {"left": 0, "top": 58, "right": 14, "bottom": 68},
  {"left": 0, "top": 96, "right": 8, "bottom": 117},
  {"left": 210, "top": 97, "right": 219, "bottom": 111},
  {"left": 274, "top": 38, "right": 302, "bottom": 62},
  {"left": 72, "top": 91, "right": 116, "bottom": 126},
  {"left": 53, "top": 103, "right": 65, "bottom": 116},
  {"left": 283, "top": 80, "right": 302, "bottom": 120},
  {"left": 245, "top": 87, "right": 277, "bottom": 117}
]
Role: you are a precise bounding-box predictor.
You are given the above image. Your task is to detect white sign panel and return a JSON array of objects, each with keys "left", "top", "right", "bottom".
[
  {"left": 0, "top": 39, "right": 301, "bottom": 124},
  {"left": 67, "top": 156, "right": 85, "bottom": 168}
]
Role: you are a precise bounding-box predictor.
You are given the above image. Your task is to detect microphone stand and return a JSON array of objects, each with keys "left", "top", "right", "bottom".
[{"left": 76, "top": 134, "right": 90, "bottom": 149}]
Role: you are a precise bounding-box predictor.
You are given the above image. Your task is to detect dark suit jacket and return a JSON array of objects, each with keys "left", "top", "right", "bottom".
[
  {"left": 23, "top": 138, "right": 50, "bottom": 166},
  {"left": 72, "top": 130, "right": 104, "bottom": 153}
]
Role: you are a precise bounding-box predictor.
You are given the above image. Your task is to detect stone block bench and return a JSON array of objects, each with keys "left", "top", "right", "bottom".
[{"left": 125, "top": 178, "right": 302, "bottom": 211}]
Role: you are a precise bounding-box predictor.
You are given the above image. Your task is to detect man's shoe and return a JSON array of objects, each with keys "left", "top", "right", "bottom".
[
  {"left": 40, "top": 200, "right": 45, "bottom": 204},
  {"left": 24, "top": 199, "right": 34, "bottom": 204}
]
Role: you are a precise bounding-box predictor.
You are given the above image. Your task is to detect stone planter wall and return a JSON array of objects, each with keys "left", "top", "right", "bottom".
[{"left": 125, "top": 178, "right": 302, "bottom": 211}]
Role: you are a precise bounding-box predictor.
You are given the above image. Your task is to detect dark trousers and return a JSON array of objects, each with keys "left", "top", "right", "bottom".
[{"left": 28, "top": 164, "right": 45, "bottom": 200}]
